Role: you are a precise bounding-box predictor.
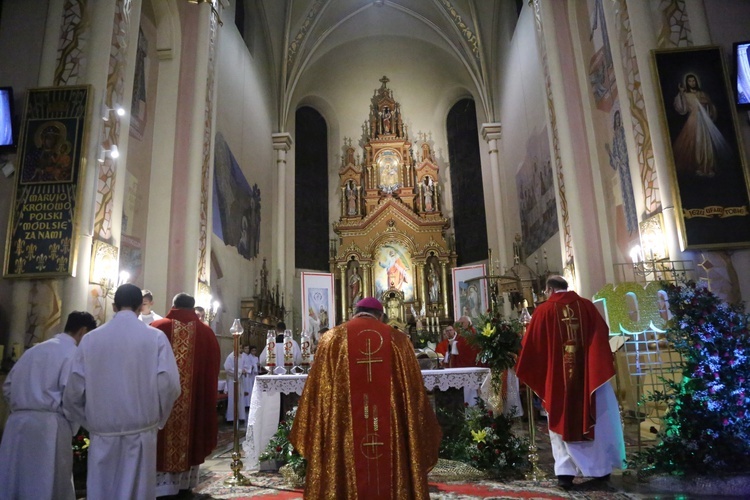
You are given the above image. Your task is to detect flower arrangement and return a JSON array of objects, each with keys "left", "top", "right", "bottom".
[
  {"left": 72, "top": 428, "right": 89, "bottom": 463},
  {"left": 259, "top": 407, "right": 306, "bottom": 479},
  {"left": 458, "top": 313, "right": 523, "bottom": 390},
  {"left": 438, "top": 398, "right": 529, "bottom": 478},
  {"left": 629, "top": 282, "right": 750, "bottom": 476}
]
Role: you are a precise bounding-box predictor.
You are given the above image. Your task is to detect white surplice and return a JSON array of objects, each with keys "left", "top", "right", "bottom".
[
  {"left": 244, "top": 353, "right": 259, "bottom": 403},
  {"left": 239, "top": 352, "right": 252, "bottom": 408},
  {"left": 63, "top": 310, "right": 181, "bottom": 500},
  {"left": 224, "top": 352, "right": 245, "bottom": 422},
  {"left": 0, "top": 333, "right": 78, "bottom": 500},
  {"left": 548, "top": 381, "right": 626, "bottom": 477}
]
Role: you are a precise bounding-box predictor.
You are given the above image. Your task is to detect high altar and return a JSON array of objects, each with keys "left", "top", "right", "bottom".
[{"left": 331, "top": 77, "right": 456, "bottom": 328}]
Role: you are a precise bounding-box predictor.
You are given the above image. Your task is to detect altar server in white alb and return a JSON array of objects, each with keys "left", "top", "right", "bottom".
[
  {"left": 0, "top": 311, "right": 97, "bottom": 500},
  {"left": 63, "top": 284, "right": 181, "bottom": 500}
]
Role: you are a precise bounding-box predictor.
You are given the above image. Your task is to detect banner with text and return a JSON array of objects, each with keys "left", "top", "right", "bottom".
[{"left": 4, "top": 86, "right": 91, "bottom": 278}]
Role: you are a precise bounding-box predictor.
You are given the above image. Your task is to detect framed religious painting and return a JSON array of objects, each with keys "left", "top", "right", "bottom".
[
  {"left": 373, "top": 241, "right": 414, "bottom": 302},
  {"left": 451, "top": 264, "right": 488, "bottom": 325},
  {"left": 301, "top": 272, "right": 335, "bottom": 336},
  {"left": 652, "top": 46, "right": 750, "bottom": 249}
]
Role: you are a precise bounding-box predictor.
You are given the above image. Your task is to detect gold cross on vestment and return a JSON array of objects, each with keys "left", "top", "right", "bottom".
[
  {"left": 356, "top": 338, "right": 383, "bottom": 382},
  {"left": 560, "top": 305, "right": 580, "bottom": 342},
  {"left": 362, "top": 435, "right": 384, "bottom": 459}
]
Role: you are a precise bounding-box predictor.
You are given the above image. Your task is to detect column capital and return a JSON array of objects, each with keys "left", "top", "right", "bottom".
[
  {"left": 272, "top": 132, "right": 293, "bottom": 151},
  {"left": 481, "top": 123, "right": 502, "bottom": 142}
]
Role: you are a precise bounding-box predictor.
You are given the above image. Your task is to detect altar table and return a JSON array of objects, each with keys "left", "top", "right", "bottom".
[{"left": 241, "top": 367, "right": 490, "bottom": 471}]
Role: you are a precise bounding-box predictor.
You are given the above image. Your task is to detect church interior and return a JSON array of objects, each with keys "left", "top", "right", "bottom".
[{"left": 1, "top": 0, "right": 750, "bottom": 496}]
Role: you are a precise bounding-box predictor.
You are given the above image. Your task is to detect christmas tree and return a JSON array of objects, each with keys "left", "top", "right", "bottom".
[{"left": 631, "top": 282, "right": 750, "bottom": 476}]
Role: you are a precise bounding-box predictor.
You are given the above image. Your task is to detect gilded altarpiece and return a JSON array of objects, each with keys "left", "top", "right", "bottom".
[{"left": 332, "top": 77, "right": 456, "bottom": 328}]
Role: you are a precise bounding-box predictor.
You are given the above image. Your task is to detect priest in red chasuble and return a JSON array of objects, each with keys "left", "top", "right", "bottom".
[
  {"left": 515, "top": 276, "right": 624, "bottom": 489},
  {"left": 290, "top": 297, "right": 441, "bottom": 499},
  {"left": 152, "top": 293, "right": 221, "bottom": 496}
]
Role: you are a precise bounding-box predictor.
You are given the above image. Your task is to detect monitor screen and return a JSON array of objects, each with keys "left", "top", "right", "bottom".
[
  {"left": 735, "top": 41, "right": 750, "bottom": 107},
  {"left": 0, "top": 87, "right": 15, "bottom": 150}
]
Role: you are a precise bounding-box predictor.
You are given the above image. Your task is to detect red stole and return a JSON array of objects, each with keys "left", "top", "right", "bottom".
[
  {"left": 160, "top": 319, "right": 196, "bottom": 471},
  {"left": 347, "top": 317, "right": 393, "bottom": 498}
]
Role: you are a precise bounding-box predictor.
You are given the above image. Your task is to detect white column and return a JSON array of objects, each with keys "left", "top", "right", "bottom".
[
  {"left": 273, "top": 133, "right": 293, "bottom": 295},
  {"left": 622, "top": 0, "right": 685, "bottom": 261},
  {"left": 481, "top": 123, "right": 512, "bottom": 317},
  {"left": 481, "top": 123, "right": 509, "bottom": 269}
]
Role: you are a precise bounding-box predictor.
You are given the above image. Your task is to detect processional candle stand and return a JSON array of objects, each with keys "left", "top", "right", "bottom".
[
  {"left": 520, "top": 306, "right": 546, "bottom": 482},
  {"left": 225, "top": 319, "right": 252, "bottom": 486}
]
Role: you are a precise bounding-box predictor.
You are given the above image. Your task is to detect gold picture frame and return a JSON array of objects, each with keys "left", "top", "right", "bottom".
[{"left": 651, "top": 46, "right": 750, "bottom": 250}]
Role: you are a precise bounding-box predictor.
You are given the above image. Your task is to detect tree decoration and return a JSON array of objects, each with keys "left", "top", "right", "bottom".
[
  {"left": 630, "top": 282, "right": 750, "bottom": 476},
  {"left": 260, "top": 407, "right": 307, "bottom": 479}
]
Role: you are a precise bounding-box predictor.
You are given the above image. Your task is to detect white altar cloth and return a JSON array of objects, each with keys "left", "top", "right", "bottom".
[{"left": 241, "top": 367, "right": 490, "bottom": 471}]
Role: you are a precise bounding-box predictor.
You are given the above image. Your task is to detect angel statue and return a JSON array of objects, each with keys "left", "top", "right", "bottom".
[{"left": 410, "top": 302, "right": 426, "bottom": 332}]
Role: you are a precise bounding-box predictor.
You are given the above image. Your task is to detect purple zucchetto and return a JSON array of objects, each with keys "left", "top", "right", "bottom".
[{"left": 356, "top": 297, "right": 383, "bottom": 312}]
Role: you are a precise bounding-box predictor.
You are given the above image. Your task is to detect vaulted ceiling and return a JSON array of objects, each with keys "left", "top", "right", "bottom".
[{"left": 248, "top": 0, "right": 520, "bottom": 128}]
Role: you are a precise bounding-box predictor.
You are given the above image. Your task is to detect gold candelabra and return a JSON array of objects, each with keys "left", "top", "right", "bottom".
[
  {"left": 225, "top": 319, "right": 252, "bottom": 487},
  {"left": 521, "top": 309, "right": 546, "bottom": 482}
]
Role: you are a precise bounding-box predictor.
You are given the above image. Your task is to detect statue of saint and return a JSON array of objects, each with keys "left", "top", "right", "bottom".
[
  {"left": 427, "top": 264, "right": 440, "bottom": 303},
  {"left": 382, "top": 106, "right": 392, "bottom": 134},
  {"left": 346, "top": 181, "right": 358, "bottom": 216},
  {"left": 348, "top": 267, "right": 362, "bottom": 304},
  {"left": 423, "top": 177, "right": 435, "bottom": 212}
]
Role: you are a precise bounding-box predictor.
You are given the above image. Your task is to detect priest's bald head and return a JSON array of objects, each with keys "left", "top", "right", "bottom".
[
  {"left": 172, "top": 293, "right": 196, "bottom": 309},
  {"left": 114, "top": 283, "right": 143, "bottom": 311}
]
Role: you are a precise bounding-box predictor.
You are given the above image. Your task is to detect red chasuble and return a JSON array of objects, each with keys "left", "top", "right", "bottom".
[
  {"left": 515, "top": 291, "right": 614, "bottom": 442},
  {"left": 290, "top": 316, "right": 441, "bottom": 499},
  {"left": 153, "top": 309, "right": 221, "bottom": 471}
]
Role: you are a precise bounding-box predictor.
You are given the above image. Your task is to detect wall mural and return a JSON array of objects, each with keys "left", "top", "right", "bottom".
[
  {"left": 516, "top": 127, "right": 558, "bottom": 258},
  {"left": 374, "top": 241, "right": 414, "bottom": 302},
  {"left": 584, "top": 0, "right": 638, "bottom": 261},
  {"left": 212, "top": 132, "right": 261, "bottom": 260},
  {"left": 129, "top": 27, "right": 148, "bottom": 140}
]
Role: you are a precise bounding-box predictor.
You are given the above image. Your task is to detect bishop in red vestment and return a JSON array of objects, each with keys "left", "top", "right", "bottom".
[
  {"left": 515, "top": 276, "right": 624, "bottom": 488},
  {"left": 290, "top": 297, "right": 441, "bottom": 499},
  {"left": 152, "top": 293, "right": 221, "bottom": 496}
]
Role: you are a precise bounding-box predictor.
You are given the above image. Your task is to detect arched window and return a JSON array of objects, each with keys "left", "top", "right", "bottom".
[
  {"left": 295, "top": 107, "right": 329, "bottom": 270},
  {"left": 447, "top": 99, "right": 488, "bottom": 265}
]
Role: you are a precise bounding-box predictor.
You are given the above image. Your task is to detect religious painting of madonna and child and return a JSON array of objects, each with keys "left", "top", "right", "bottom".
[
  {"left": 212, "top": 132, "right": 261, "bottom": 260},
  {"left": 516, "top": 127, "right": 559, "bottom": 257},
  {"left": 451, "top": 264, "right": 488, "bottom": 326},
  {"left": 653, "top": 46, "right": 750, "bottom": 249},
  {"left": 301, "top": 272, "right": 335, "bottom": 336},
  {"left": 374, "top": 242, "right": 414, "bottom": 302}
]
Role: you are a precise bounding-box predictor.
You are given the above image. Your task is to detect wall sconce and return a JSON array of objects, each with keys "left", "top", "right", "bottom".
[
  {"left": 639, "top": 213, "right": 669, "bottom": 262},
  {"left": 101, "top": 102, "right": 126, "bottom": 122},
  {"left": 89, "top": 240, "right": 123, "bottom": 295},
  {"left": 101, "top": 270, "right": 130, "bottom": 298},
  {"left": 98, "top": 144, "right": 120, "bottom": 163},
  {"left": 207, "top": 298, "right": 221, "bottom": 324},
  {"left": 197, "top": 280, "right": 221, "bottom": 323}
]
